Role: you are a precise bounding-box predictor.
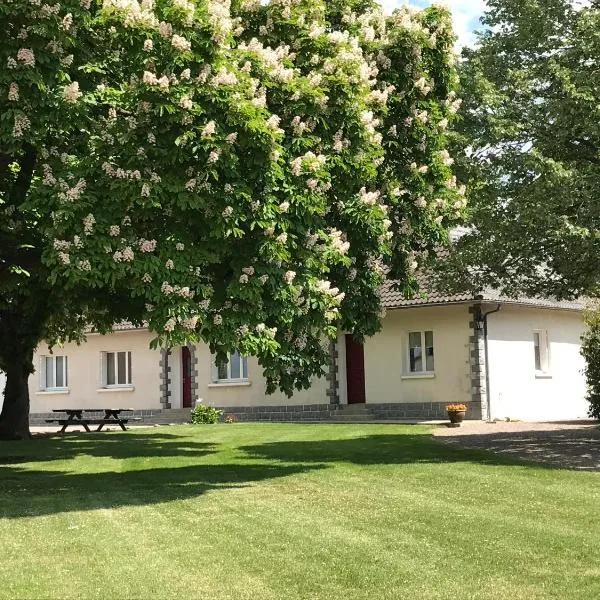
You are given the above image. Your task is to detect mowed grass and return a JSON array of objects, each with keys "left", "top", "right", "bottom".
[{"left": 0, "top": 424, "right": 599, "bottom": 600}]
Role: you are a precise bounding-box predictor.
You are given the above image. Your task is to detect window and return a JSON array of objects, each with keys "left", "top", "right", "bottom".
[
  {"left": 213, "top": 351, "right": 248, "bottom": 383},
  {"left": 101, "top": 351, "right": 132, "bottom": 387},
  {"left": 407, "top": 331, "right": 435, "bottom": 374},
  {"left": 40, "top": 355, "right": 68, "bottom": 390},
  {"left": 533, "top": 331, "right": 550, "bottom": 374}
]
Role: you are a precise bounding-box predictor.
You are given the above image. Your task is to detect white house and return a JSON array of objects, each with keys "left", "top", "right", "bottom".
[{"left": 27, "top": 285, "right": 590, "bottom": 423}]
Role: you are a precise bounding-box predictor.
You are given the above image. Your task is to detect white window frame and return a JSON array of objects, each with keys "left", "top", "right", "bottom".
[
  {"left": 405, "top": 330, "right": 435, "bottom": 376},
  {"left": 533, "top": 330, "right": 551, "bottom": 376},
  {"left": 212, "top": 352, "right": 249, "bottom": 384},
  {"left": 40, "top": 355, "right": 68, "bottom": 391},
  {"left": 100, "top": 351, "right": 133, "bottom": 388}
]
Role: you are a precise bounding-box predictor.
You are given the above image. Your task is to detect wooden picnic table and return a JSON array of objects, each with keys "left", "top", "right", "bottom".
[{"left": 46, "top": 408, "right": 137, "bottom": 433}]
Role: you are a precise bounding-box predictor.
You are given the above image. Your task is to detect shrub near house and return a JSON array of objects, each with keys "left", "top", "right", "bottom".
[{"left": 191, "top": 403, "right": 223, "bottom": 424}]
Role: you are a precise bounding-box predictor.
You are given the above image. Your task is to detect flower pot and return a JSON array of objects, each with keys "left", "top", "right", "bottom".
[{"left": 447, "top": 409, "right": 466, "bottom": 426}]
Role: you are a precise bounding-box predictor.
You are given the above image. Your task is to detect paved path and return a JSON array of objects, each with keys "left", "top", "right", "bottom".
[{"left": 434, "top": 421, "right": 600, "bottom": 471}]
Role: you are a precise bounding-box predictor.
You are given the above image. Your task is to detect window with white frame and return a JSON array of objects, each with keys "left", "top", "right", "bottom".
[
  {"left": 533, "top": 330, "right": 550, "bottom": 374},
  {"left": 101, "top": 351, "right": 132, "bottom": 387},
  {"left": 212, "top": 351, "right": 248, "bottom": 383},
  {"left": 407, "top": 331, "right": 435, "bottom": 374},
  {"left": 40, "top": 355, "right": 68, "bottom": 390}
]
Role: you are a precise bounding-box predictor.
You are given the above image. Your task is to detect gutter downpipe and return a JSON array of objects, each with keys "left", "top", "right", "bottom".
[{"left": 481, "top": 304, "right": 502, "bottom": 422}]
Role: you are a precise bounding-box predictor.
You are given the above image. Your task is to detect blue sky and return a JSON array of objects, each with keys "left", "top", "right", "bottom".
[{"left": 380, "top": 1, "right": 486, "bottom": 47}]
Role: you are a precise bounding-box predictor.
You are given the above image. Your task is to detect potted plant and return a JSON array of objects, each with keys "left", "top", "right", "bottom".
[{"left": 446, "top": 403, "right": 467, "bottom": 426}]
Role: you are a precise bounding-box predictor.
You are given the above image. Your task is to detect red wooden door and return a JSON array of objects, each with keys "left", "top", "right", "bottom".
[
  {"left": 182, "top": 346, "right": 192, "bottom": 408},
  {"left": 345, "top": 335, "right": 366, "bottom": 404}
]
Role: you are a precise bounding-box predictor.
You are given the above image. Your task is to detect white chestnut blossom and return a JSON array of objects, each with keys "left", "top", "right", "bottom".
[
  {"left": 171, "top": 34, "right": 191, "bottom": 52},
  {"left": 202, "top": 121, "right": 216, "bottom": 138},
  {"left": 8, "top": 83, "right": 18, "bottom": 101},
  {"left": 179, "top": 96, "right": 192, "bottom": 110},
  {"left": 63, "top": 82, "right": 82, "bottom": 103},
  {"left": 17, "top": 48, "right": 35, "bottom": 67}
]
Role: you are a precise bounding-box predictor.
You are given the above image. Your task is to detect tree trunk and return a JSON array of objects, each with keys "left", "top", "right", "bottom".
[{"left": 0, "top": 349, "right": 33, "bottom": 440}]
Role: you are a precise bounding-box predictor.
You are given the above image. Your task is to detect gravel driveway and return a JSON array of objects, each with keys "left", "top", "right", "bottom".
[{"left": 434, "top": 421, "right": 600, "bottom": 471}]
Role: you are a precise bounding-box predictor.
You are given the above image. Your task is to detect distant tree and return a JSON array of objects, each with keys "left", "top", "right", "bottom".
[
  {"left": 581, "top": 303, "right": 600, "bottom": 419},
  {"left": 0, "top": 0, "right": 461, "bottom": 439},
  {"left": 444, "top": 0, "right": 600, "bottom": 299}
]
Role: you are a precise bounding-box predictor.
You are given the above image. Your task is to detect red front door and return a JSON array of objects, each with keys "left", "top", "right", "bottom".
[
  {"left": 182, "top": 346, "right": 192, "bottom": 408},
  {"left": 345, "top": 335, "right": 366, "bottom": 404}
]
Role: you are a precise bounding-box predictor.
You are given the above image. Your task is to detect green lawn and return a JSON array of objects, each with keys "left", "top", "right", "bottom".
[{"left": 0, "top": 424, "right": 599, "bottom": 600}]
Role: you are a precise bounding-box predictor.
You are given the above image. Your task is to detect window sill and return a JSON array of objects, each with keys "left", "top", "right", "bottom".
[
  {"left": 208, "top": 381, "right": 251, "bottom": 388},
  {"left": 36, "top": 389, "right": 70, "bottom": 395},
  {"left": 535, "top": 372, "right": 552, "bottom": 379},
  {"left": 401, "top": 372, "right": 436, "bottom": 380},
  {"left": 96, "top": 386, "right": 135, "bottom": 393}
]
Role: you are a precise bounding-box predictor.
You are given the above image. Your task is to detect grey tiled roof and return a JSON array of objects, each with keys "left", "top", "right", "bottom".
[
  {"left": 380, "top": 280, "right": 585, "bottom": 312},
  {"left": 86, "top": 321, "right": 147, "bottom": 333},
  {"left": 94, "top": 286, "right": 584, "bottom": 337},
  {"left": 379, "top": 279, "right": 473, "bottom": 308},
  {"left": 112, "top": 321, "right": 148, "bottom": 331}
]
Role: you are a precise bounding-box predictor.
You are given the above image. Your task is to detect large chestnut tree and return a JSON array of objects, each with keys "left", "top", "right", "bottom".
[{"left": 0, "top": 0, "right": 461, "bottom": 438}]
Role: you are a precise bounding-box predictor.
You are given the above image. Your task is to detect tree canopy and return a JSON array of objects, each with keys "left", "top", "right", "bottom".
[
  {"left": 0, "top": 0, "right": 460, "bottom": 438},
  {"left": 445, "top": 0, "right": 600, "bottom": 299}
]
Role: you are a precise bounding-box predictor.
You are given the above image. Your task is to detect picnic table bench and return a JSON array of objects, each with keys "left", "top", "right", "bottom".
[{"left": 46, "top": 409, "right": 140, "bottom": 433}]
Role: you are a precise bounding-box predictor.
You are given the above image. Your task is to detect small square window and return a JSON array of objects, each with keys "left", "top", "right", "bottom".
[
  {"left": 533, "top": 331, "right": 550, "bottom": 374},
  {"left": 40, "top": 355, "right": 68, "bottom": 390},
  {"left": 213, "top": 352, "right": 249, "bottom": 382},
  {"left": 102, "top": 351, "right": 132, "bottom": 387},
  {"left": 407, "top": 331, "right": 435, "bottom": 374}
]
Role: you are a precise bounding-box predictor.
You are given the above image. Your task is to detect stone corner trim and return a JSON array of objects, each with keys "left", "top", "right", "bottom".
[
  {"left": 468, "top": 304, "right": 487, "bottom": 421},
  {"left": 326, "top": 339, "right": 340, "bottom": 405},
  {"left": 159, "top": 348, "right": 172, "bottom": 409}
]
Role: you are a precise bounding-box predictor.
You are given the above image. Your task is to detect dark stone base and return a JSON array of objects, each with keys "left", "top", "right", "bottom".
[
  {"left": 30, "top": 401, "right": 483, "bottom": 426},
  {"left": 29, "top": 408, "right": 190, "bottom": 426},
  {"left": 217, "top": 403, "right": 343, "bottom": 422},
  {"left": 217, "top": 401, "right": 483, "bottom": 422}
]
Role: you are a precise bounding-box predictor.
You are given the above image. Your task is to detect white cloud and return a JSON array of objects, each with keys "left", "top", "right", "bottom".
[{"left": 381, "top": 1, "right": 487, "bottom": 47}]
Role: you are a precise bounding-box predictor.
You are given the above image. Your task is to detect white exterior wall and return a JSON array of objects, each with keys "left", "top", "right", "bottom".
[
  {"left": 27, "top": 330, "right": 327, "bottom": 413},
  {"left": 194, "top": 344, "right": 328, "bottom": 407},
  {"left": 486, "top": 306, "right": 588, "bottom": 421},
  {"left": 29, "top": 330, "right": 162, "bottom": 412},
  {"left": 24, "top": 303, "right": 590, "bottom": 421},
  {"left": 363, "top": 305, "right": 472, "bottom": 405}
]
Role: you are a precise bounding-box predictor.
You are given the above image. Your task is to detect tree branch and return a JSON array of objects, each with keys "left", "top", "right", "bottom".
[{"left": 9, "top": 143, "right": 36, "bottom": 206}]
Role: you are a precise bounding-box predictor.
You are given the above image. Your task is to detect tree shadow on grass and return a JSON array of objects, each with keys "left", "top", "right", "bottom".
[
  {"left": 0, "top": 462, "right": 324, "bottom": 519},
  {"left": 240, "top": 433, "right": 559, "bottom": 469},
  {"left": 2, "top": 428, "right": 589, "bottom": 520},
  {"left": 0, "top": 432, "right": 216, "bottom": 463}
]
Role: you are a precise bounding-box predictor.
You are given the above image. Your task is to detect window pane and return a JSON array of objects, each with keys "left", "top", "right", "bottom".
[
  {"left": 241, "top": 356, "right": 248, "bottom": 379},
  {"left": 117, "top": 352, "right": 127, "bottom": 385},
  {"left": 425, "top": 331, "right": 434, "bottom": 372},
  {"left": 55, "top": 356, "right": 64, "bottom": 388},
  {"left": 45, "top": 357, "right": 54, "bottom": 388},
  {"left": 107, "top": 352, "right": 115, "bottom": 385},
  {"left": 127, "top": 352, "right": 132, "bottom": 384},
  {"left": 533, "top": 333, "right": 541, "bottom": 371},
  {"left": 408, "top": 332, "right": 423, "bottom": 372},
  {"left": 230, "top": 352, "right": 241, "bottom": 379},
  {"left": 64, "top": 357, "right": 68, "bottom": 386}
]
